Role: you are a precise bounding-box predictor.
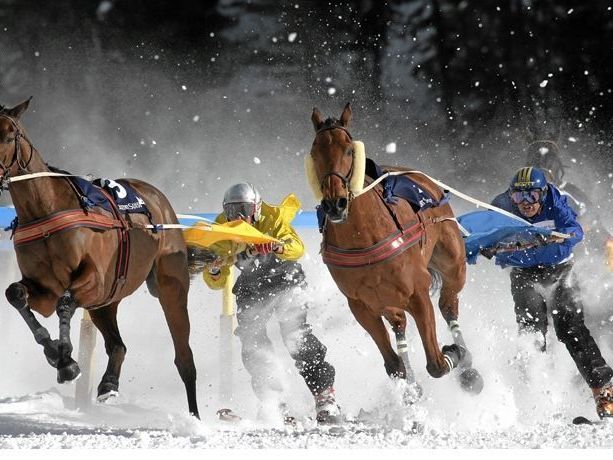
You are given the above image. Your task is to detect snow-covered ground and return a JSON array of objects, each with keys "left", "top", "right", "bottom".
[{"left": 1, "top": 231, "right": 613, "bottom": 448}]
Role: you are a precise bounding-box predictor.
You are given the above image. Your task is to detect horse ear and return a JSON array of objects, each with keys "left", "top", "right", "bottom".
[
  {"left": 340, "top": 102, "right": 352, "bottom": 128},
  {"left": 6, "top": 97, "right": 32, "bottom": 119},
  {"left": 311, "top": 107, "right": 324, "bottom": 132}
]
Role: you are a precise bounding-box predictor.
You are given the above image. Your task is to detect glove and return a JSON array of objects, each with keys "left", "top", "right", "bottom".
[
  {"left": 205, "top": 256, "right": 224, "bottom": 276},
  {"left": 253, "top": 242, "right": 275, "bottom": 255},
  {"left": 479, "top": 247, "right": 497, "bottom": 259}
]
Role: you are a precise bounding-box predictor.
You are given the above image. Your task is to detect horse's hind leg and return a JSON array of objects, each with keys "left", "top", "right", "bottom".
[
  {"left": 348, "top": 299, "right": 405, "bottom": 379},
  {"left": 436, "top": 265, "right": 485, "bottom": 394},
  {"left": 409, "top": 282, "right": 464, "bottom": 378},
  {"left": 153, "top": 251, "right": 200, "bottom": 419},
  {"left": 435, "top": 267, "right": 471, "bottom": 366},
  {"left": 89, "top": 302, "right": 126, "bottom": 401},
  {"left": 5, "top": 282, "right": 60, "bottom": 368}
]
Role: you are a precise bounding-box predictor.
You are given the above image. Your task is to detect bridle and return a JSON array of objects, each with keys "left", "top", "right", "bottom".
[
  {"left": 315, "top": 124, "right": 355, "bottom": 198},
  {"left": 0, "top": 114, "right": 34, "bottom": 193}
]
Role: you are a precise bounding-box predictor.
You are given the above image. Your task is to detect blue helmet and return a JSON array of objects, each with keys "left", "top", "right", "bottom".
[{"left": 509, "top": 167, "right": 548, "bottom": 204}]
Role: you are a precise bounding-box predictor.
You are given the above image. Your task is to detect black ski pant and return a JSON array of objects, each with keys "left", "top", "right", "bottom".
[
  {"left": 510, "top": 261, "right": 613, "bottom": 388},
  {"left": 234, "top": 283, "right": 335, "bottom": 401}
]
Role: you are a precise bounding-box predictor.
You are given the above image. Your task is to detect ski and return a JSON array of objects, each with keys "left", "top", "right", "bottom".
[{"left": 572, "top": 416, "right": 611, "bottom": 426}]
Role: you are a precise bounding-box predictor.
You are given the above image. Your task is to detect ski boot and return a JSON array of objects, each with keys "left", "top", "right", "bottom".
[
  {"left": 593, "top": 382, "right": 613, "bottom": 419},
  {"left": 315, "top": 387, "right": 343, "bottom": 424}
]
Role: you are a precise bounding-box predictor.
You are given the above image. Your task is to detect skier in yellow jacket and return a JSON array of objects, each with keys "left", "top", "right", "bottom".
[{"left": 202, "top": 182, "right": 340, "bottom": 424}]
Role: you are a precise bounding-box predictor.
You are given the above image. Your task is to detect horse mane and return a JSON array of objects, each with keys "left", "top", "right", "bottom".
[
  {"left": 47, "top": 164, "right": 72, "bottom": 175},
  {"left": 322, "top": 117, "right": 342, "bottom": 129}
]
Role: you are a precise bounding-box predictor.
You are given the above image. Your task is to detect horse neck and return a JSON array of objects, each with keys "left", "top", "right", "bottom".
[
  {"left": 324, "top": 190, "right": 402, "bottom": 247},
  {"left": 8, "top": 144, "right": 78, "bottom": 222}
]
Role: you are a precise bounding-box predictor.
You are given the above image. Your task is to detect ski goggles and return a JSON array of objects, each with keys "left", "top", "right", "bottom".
[
  {"left": 510, "top": 189, "right": 543, "bottom": 204},
  {"left": 223, "top": 202, "right": 256, "bottom": 221}
]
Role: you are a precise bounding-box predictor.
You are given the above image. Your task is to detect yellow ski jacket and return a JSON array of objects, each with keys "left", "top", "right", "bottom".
[{"left": 202, "top": 193, "right": 305, "bottom": 290}]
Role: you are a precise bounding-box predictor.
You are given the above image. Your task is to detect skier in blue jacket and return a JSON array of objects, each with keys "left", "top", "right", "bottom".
[{"left": 490, "top": 167, "right": 613, "bottom": 419}]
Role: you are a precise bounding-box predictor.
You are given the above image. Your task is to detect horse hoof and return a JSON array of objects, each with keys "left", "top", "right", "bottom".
[
  {"left": 458, "top": 368, "right": 484, "bottom": 394},
  {"left": 57, "top": 360, "right": 81, "bottom": 384},
  {"left": 97, "top": 380, "right": 119, "bottom": 402},
  {"left": 402, "top": 381, "right": 424, "bottom": 405},
  {"left": 6, "top": 283, "right": 27, "bottom": 310},
  {"left": 442, "top": 344, "right": 465, "bottom": 370},
  {"left": 97, "top": 390, "right": 119, "bottom": 403}
]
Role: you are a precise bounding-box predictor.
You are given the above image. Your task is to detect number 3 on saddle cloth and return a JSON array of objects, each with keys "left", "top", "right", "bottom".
[
  {"left": 83, "top": 177, "right": 152, "bottom": 219},
  {"left": 316, "top": 158, "right": 448, "bottom": 231}
]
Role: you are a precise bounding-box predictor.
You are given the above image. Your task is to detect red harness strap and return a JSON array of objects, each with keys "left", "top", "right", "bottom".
[
  {"left": 98, "top": 188, "right": 131, "bottom": 305},
  {"left": 321, "top": 218, "right": 424, "bottom": 268},
  {"left": 13, "top": 210, "right": 123, "bottom": 246}
]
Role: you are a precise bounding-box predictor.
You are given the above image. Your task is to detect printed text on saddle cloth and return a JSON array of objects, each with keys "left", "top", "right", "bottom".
[{"left": 95, "top": 178, "right": 148, "bottom": 214}]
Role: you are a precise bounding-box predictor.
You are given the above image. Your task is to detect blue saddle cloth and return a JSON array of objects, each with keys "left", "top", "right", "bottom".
[
  {"left": 73, "top": 177, "right": 150, "bottom": 216},
  {"left": 364, "top": 158, "right": 444, "bottom": 212}
]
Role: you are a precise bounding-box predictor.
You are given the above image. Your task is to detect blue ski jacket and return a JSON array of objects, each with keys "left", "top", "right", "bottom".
[{"left": 490, "top": 184, "right": 583, "bottom": 268}]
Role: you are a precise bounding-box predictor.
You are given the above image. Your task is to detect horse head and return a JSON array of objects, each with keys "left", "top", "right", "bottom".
[
  {"left": 307, "top": 102, "right": 365, "bottom": 223},
  {"left": 0, "top": 98, "right": 33, "bottom": 189}
]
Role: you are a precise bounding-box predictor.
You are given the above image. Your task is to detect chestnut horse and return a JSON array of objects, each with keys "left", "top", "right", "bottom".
[
  {"left": 0, "top": 99, "right": 199, "bottom": 418},
  {"left": 307, "top": 103, "right": 483, "bottom": 400}
]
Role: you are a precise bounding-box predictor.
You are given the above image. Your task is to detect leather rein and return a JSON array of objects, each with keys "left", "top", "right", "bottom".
[
  {"left": 0, "top": 114, "right": 34, "bottom": 193},
  {"left": 315, "top": 124, "right": 356, "bottom": 200}
]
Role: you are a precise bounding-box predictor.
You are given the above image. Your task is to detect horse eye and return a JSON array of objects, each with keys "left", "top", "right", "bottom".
[{"left": 345, "top": 147, "right": 354, "bottom": 156}]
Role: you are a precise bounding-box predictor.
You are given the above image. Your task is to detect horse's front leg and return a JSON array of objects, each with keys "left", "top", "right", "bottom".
[
  {"left": 347, "top": 298, "right": 405, "bottom": 379},
  {"left": 383, "top": 307, "right": 423, "bottom": 403},
  {"left": 55, "top": 292, "right": 81, "bottom": 383},
  {"left": 5, "top": 282, "right": 60, "bottom": 368}
]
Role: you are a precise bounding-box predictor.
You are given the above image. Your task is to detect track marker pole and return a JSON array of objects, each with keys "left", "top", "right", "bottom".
[
  {"left": 75, "top": 309, "right": 97, "bottom": 409},
  {"left": 219, "top": 265, "right": 236, "bottom": 404}
]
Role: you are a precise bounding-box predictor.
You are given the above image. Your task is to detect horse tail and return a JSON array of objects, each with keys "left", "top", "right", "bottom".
[
  {"left": 428, "top": 267, "right": 442, "bottom": 298},
  {"left": 186, "top": 245, "right": 218, "bottom": 279}
]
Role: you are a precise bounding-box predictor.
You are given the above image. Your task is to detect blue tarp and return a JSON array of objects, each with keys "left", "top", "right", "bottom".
[{"left": 457, "top": 210, "right": 553, "bottom": 264}]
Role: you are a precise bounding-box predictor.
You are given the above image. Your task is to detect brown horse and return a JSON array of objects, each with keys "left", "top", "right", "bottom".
[
  {"left": 307, "top": 103, "right": 483, "bottom": 401},
  {"left": 0, "top": 99, "right": 199, "bottom": 418}
]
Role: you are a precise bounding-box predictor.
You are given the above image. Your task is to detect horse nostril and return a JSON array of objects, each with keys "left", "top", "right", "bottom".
[
  {"left": 321, "top": 200, "right": 332, "bottom": 214},
  {"left": 337, "top": 197, "right": 348, "bottom": 211}
]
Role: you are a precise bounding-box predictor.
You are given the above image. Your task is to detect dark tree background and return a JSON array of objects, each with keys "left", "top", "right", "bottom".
[{"left": 1, "top": 0, "right": 612, "bottom": 209}]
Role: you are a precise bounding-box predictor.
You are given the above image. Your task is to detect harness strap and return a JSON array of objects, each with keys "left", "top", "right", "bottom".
[
  {"left": 322, "top": 218, "right": 424, "bottom": 268},
  {"left": 13, "top": 210, "right": 123, "bottom": 246},
  {"left": 4, "top": 171, "right": 93, "bottom": 184},
  {"left": 98, "top": 188, "right": 130, "bottom": 306}
]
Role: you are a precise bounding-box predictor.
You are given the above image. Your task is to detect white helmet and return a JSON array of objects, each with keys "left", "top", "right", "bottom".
[{"left": 222, "top": 182, "right": 262, "bottom": 221}]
